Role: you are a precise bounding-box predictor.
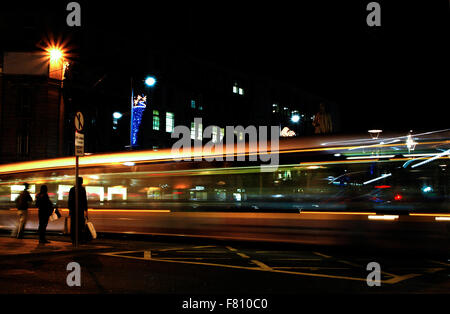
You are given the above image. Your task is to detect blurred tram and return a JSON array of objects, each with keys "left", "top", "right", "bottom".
[{"left": 0, "top": 130, "right": 449, "bottom": 214}]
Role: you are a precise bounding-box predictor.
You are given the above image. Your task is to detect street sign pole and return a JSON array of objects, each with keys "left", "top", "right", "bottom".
[
  {"left": 75, "top": 155, "right": 79, "bottom": 248},
  {"left": 74, "top": 112, "right": 84, "bottom": 248}
]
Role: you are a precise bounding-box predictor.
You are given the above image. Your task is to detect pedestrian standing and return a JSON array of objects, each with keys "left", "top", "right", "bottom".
[
  {"left": 35, "top": 185, "right": 53, "bottom": 244},
  {"left": 68, "top": 177, "right": 88, "bottom": 244},
  {"left": 14, "top": 183, "right": 33, "bottom": 239}
]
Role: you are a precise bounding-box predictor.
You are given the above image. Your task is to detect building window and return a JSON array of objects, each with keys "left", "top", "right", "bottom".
[
  {"left": 272, "top": 103, "right": 279, "bottom": 114},
  {"left": 233, "top": 82, "right": 244, "bottom": 95},
  {"left": 191, "top": 121, "right": 203, "bottom": 140},
  {"left": 17, "top": 87, "right": 32, "bottom": 115},
  {"left": 166, "top": 112, "right": 174, "bottom": 133},
  {"left": 191, "top": 100, "right": 196, "bottom": 109},
  {"left": 153, "top": 110, "right": 160, "bottom": 131},
  {"left": 212, "top": 127, "right": 218, "bottom": 143},
  {"left": 212, "top": 126, "right": 223, "bottom": 143},
  {"left": 190, "top": 122, "right": 196, "bottom": 140},
  {"left": 197, "top": 122, "right": 203, "bottom": 140},
  {"left": 17, "top": 132, "right": 29, "bottom": 156}
]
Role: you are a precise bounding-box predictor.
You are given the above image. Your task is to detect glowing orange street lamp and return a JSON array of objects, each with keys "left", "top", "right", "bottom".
[
  {"left": 45, "top": 46, "right": 67, "bottom": 80},
  {"left": 48, "top": 47, "right": 64, "bottom": 63}
]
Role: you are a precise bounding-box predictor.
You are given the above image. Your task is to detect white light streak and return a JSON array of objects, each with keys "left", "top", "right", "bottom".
[
  {"left": 346, "top": 155, "right": 395, "bottom": 160},
  {"left": 363, "top": 173, "right": 392, "bottom": 185},
  {"left": 368, "top": 215, "right": 399, "bottom": 221},
  {"left": 411, "top": 149, "right": 450, "bottom": 169},
  {"left": 435, "top": 217, "right": 450, "bottom": 221}
]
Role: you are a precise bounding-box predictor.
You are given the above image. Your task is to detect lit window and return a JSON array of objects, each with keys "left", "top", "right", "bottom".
[
  {"left": 153, "top": 116, "right": 160, "bottom": 130},
  {"left": 212, "top": 127, "right": 218, "bottom": 143},
  {"left": 191, "top": 122, "right": 196, "bottom": 140},
  {"left": 272, "top": 103, "right": 279, "bottom": 114},
  {"left": 233, "top": 85, "right": 238, "bottom": 94},
  {"left": 191, "top": 100, "right": 196, "bottom": 109},
  {"left": 190, "top": 121, "right": 203, "bottom": 140},
  {"left": 153, "top": 110, "right": 159, "bottom": 130},
  {"left": 166, "top": 112, "right": 174, "bottom": 133},
  {"left": 199, "top": 105, "right": 203, "bottom": 111},
  {"left": 238, "top": 88, "right": 244, "bottom": 95},
  {"left": 234, "top": 130, "right": 244, "bottom": 141},
  {"left": 197, "top": 123, "right": 203, "bottom": 140}
]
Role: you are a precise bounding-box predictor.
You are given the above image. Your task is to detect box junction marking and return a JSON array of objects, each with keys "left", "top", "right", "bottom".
[{"left": 97, "top": 245, "right": 449, "bottom": 284}]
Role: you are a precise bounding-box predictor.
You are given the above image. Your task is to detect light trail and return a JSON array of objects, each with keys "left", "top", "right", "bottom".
[
  {"left": 363, "top": 173, "right": 392, "bottom": 185},
  {"left": 0, "top": 138, "right": 448, "bottom": 175},
  {"left": 411, "top": 149, "right": 450, "bottom": 169}
]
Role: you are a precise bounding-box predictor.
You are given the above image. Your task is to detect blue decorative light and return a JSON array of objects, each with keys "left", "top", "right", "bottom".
[
  {"left": 131, "top": 94, "right": 147, "bottom": 146},
  {"left": 422, "top": 186, "right": 433, "bottom": 193}
]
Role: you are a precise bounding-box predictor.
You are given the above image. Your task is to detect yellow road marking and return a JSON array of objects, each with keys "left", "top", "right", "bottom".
[
  {"left": 271, "top": 258, "right": 321, "bottom": 261},
  {"left": 226, "top": 246, "right": 237, "bottom": 252},
  {"left": 424, "top": 268, "right": 445, "bottom": 274},
  {"left": 251, "top": 260, "right": 273, "bottom": 271},
  {"left": 429, "top": 260, "right": 450, "bottom": 267},
  {"left": 98, "top": 250, "right": 423, "bottom": 284},
  {"left": 159, "top": 247, "right": 187, "bottom": 252},
  {"left": 338, "top": 260, "right": 360, "bottom": 267},
  {"left": 178, "top": 251, "right": 225, "bottom": 253},
  {"left": 383, "top": 274, "right": 421, "bottom": 284},
  {"left": 237, "top": 253, "right": 250, "bottom": 259},
  {"left": 156, "top": 257, "right": 232, "bottom": 260},
  {"left": 313, "top": 252, "right": 332, "bottom": 259},
  {"left": 273, "top": 267, "right": 350, "bottom": 270},
  {"left": 193, "top": 245, "right": 216, "bottom": 249}
]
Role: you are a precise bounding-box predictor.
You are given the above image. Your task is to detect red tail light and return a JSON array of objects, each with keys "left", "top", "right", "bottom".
[{"left": 394, "top": 194, "right": 403, "bottom": 201}]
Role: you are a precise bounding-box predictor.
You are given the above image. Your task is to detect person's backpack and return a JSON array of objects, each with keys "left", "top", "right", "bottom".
[{"left": 15, "top": 192, "right": 29, "bottom": 210}]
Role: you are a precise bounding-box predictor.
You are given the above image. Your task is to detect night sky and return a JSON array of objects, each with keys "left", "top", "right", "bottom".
[{"left": 2, "top": 0, "right": 449, "bottom": 133}]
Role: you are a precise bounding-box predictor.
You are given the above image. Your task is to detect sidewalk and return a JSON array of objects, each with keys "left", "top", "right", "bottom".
[{"left": 0, "top": 235, "right": 111, "bottom": 258}]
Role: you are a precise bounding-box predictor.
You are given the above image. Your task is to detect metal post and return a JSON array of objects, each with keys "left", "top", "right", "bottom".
[
  {"left": 75, "top": 155, "right": 79, "bottom": 247},
  {"left": 130, "top": 77, "right": 134, "bottom": 148}
]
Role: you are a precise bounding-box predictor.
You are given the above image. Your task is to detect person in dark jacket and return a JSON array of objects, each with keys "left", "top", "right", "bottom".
[
  {"left": 35, "top": 185, "right": 53, "bottom": 244},
  {"left": 14, "top": 183, "right": 33, "bottom": 239},
  {"left": 68, "top": 177, "right": 88, "bottom": 244}
]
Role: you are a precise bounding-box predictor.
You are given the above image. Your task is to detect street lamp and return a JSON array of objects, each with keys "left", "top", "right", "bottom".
[
  {"left": 48, "top": 47, "right": 63, "bottom": 63},
  {"left": 291, "top": 114, "right": 300, "bottom": 123},
  {"left": 368, "top": 129, "right": 382, "bottom": 139},
  {"left": 45, "top": 45, "right": 67, "bottom": 80},
  {"left": 145, "top": 76, "right": 156, "bottom": 87}
]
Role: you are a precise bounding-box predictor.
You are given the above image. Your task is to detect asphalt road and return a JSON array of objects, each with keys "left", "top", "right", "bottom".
[
  {"left": 1, "top": 234, "right": 449, "bottom": 293},
  {"left": 1, "top": 209, "right": 449, "bottom": 254}
]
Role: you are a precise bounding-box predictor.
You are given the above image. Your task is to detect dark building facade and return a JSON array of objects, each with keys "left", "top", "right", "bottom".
[
  {"left": 0, "top": 52, "right": 65, "bottom": 164},
  {"left": 79, "top": 51, "right": 341, "bottom": 153}
]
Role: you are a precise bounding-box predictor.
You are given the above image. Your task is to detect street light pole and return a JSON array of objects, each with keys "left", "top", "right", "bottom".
[{"left": 130, "top": 77, "right": 134, "bottom": 149}]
